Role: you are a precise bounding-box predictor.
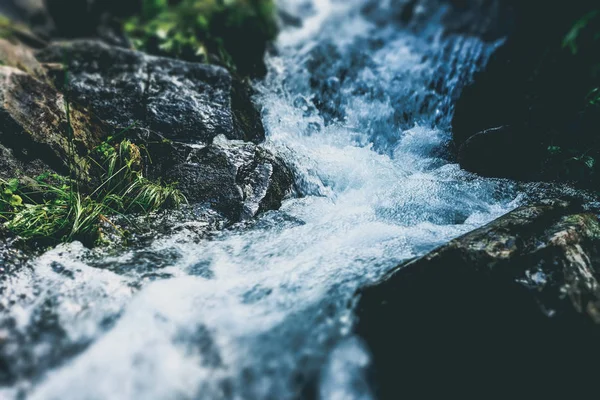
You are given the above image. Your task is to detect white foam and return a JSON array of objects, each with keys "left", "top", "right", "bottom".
[{"left": 1, "top": 1, "right": 521, "bottom": 398}]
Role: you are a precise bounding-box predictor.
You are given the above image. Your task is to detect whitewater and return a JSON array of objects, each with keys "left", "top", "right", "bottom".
[{"left": 0, "top": 1, "right": 522, "bottom": 399}]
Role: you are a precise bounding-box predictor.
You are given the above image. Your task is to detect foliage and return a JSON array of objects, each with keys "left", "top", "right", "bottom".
[
  {"left": 123, "top": 0, "right": 277, "bottom": 76},
  {"left": 563, "top": 10, "right": 600, "bottom": 55},
  {"left": 0, "top": 178, "right": 23, "bottom": 214},
  {"left": 0, "top": 136, "right": 186, "bottom": 246}
]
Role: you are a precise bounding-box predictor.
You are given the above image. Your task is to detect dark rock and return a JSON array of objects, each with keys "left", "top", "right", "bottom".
[
  {"left": 451, "top": 1, "right": 600, "bottom": 183},
  {"left": 145, "top": 135, "right": 294, "bottom": 221},
  {"left": 0, "top": 65, "right": 109, "bottom": 183},
  {"left": 32, "top": 40, "right": 292, "bottom": 218},
  {"left": 0, "top": 0, "right": 136, "bottom": 46},
  {"left": 457, "top": 125, "right": 544, "bottom": 180},
  {"left": 0, "top": 0, "right": 53, "bottom": 42},
  {"left": 356, "top": 199, "right": 600, "bottom": 399},
  {"left": 0, "top": 142, "right": 48, "bottom": 182},
  {"left": 36, "top": 40, "right": 265, "bottom": 144}
]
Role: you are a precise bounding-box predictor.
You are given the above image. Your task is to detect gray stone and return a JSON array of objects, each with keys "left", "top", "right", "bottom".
[
  {"left": 146, "top": 135, "right": 294, "bottom": 221},
  {"left": 36, "top": 40, "right": 265, "bottom": 144}
]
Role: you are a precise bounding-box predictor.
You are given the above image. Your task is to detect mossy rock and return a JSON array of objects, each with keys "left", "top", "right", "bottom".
[{"left": 0, "top": 65, "right": 111, "bottom": 186}]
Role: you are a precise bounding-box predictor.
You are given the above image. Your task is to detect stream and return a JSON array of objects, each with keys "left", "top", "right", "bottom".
[{"left": 0, "top": 1, "right": 523, "bottom": 399}]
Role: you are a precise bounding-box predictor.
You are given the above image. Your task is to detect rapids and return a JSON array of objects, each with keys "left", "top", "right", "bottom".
[{"left": 0, "top": 1, "right": 523, "bottom": 398}]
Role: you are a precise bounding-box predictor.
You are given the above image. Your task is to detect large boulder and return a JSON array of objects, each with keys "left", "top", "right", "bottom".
[
  {"left": 451, "top": 1, "right": 600, "bottom": 184},
  {"left": 36, "top": 40, "right": 265, "bottom": 144},
  {"left": 0, "top": 38, "right": 292, "bottom": 221},
  {"left": 457, "top": 125, "right": 545, "bottom": 180},
  {"left": 356, "top": 199, "right": 600, "bottom": 399}
]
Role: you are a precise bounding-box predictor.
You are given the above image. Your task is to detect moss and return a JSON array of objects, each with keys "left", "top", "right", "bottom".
[{"left": 124, "top": 0, "right": 277, "bottom": 76}]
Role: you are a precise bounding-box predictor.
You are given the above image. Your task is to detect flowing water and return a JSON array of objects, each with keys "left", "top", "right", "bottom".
[{"left": 0, "top": 1, "right": 524, "bottom": 399}]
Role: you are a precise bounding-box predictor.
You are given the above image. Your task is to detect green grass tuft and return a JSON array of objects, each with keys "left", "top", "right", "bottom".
[{"left": 0, "top": 136, "right": 186, "bottom": 246}]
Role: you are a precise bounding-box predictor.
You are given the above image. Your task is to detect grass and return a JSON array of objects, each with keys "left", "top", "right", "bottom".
[
  {"left": 0, "top": 14, "right": 189, "bottom": 247},
  {"left": 0, "top": 136, "right": 186, "bottom": 246}
]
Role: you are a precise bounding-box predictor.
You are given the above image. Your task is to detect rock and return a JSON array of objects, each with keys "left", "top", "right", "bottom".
[
  {"left": 0, "top": 39, "right": 290, "bottom": 220},
  {"left": 355, "top": 199, "right": 600, "bottom": 399},
  {"left": 457, "top": 125, "right": 544, "bottom": 180},
  {"left": 451, "top": 1, "right": 600, "bottom": 184},
  {"left": 0, "top": 38, "right": 48, "bottom": 81},
  {"left": 0, "top": 0, "right": 52, "bottom": 41},
  {"left": 145, "top": 135, "right": 294, "bottom": 221},
  {"left": 33, "top": 40, "right": 292, "bottom": 219},
  {"left": 0, "top": 0, "right": 135, "bottom": 46},
  {"left": 0, "top": 65, "right": 109, "bottom": 183},
  {"left": 36, "top": 40, "right": 265, "bottom": 144},
  {"left": 0, "top": 143, "right": 47, "bottom": 182}
]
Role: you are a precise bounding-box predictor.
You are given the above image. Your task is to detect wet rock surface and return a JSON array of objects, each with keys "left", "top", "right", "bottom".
[
  {"left": 457, "top": 125, "right": 545, "bottom": 180},
  {"left": 37, "top": 40, "right": 265, "bottom": 144},
  {"left": 0, "top": 36, "right": 291, "bottom": 221},
  {"left": 0, "top": 65, "right": 109, "bottom": 182},
  {"left": 146, "top": 136, "right": 294, "bottom": 221},
  {"left": 33, "top": 40, "right": 291, "bottom": 219},
  {"left": 356, "top": 199, "right": 600, "bottom": 399}
]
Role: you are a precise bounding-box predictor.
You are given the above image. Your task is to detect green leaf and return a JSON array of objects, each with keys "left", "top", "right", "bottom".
[
  {"left": 9, "top": 194, "right": 22, "bottom": 207},
  {"left": 563, "top": 10, "right": 600, "bottom": 54},
  {"left": 6, "top": 178, "right": 19, "bottom": 192},
  {"left": 547, "top": 146, "right": 562, "bottom": 155},
  {"left": 587, "top": 88, "right": 600, "bottom": 106},
  {"left": 583, "top": 156, "right": 596, "bottom": 169}
]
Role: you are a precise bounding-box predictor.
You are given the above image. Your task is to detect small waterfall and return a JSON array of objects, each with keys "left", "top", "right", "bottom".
[{"left": 0, "top": 1, "right": 521, "bottom": 399}]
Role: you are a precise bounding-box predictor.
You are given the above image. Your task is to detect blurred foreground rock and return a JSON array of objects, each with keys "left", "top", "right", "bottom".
[{"left": 356, "top": 199, "right": 600, "bottom": 398}]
